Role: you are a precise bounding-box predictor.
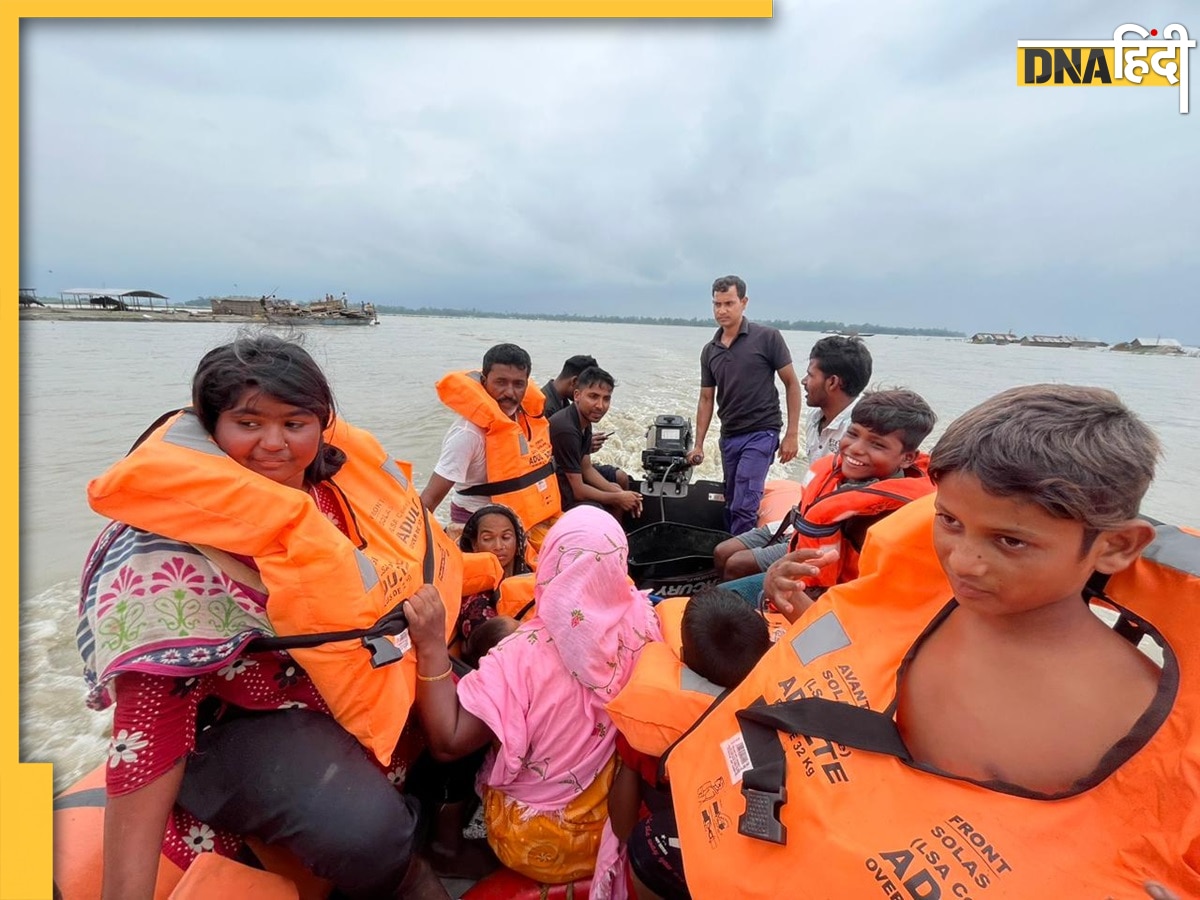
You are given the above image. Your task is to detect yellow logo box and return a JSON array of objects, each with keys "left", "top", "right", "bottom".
[{"left": 1016, "top": 47, "right": 1177, "bottom": 87}]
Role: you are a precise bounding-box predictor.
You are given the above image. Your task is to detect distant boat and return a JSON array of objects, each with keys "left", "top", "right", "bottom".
[
  {"left": 822, "top": 329, "right": 874, "bottom": 338},
  {"left": 265, "top": 295, "right": 379, "bottom": 326}
]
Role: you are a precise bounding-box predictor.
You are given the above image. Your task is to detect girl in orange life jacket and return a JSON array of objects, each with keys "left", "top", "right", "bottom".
[
  {"left": 79, "top": 335, "right": 449, "bottom": 900},
  {"left": 764, "top": 388, "right": 936, "bottom": 621}
]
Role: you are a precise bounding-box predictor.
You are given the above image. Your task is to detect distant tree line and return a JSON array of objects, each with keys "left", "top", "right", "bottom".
[
  {"left": 179, "top": 297, "right": 962, "bottom": 337},
  {"left": 371, "top": 305, "right": 964, "bottom": 338}
]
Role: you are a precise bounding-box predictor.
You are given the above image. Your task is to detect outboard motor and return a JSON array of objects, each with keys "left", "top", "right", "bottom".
[{"left": 641, "top": 415, "right": 694, "bottom": 498}]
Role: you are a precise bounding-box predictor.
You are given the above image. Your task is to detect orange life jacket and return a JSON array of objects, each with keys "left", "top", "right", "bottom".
[
  {"left": 665, "top": 495, "right": 1200, "bottom": 899},
  {"left": 87, "top": 410, "right": 500, "bottom": 765},
  {"left": 494, "top": 572, "right": 538, "bottom": 621},
  {"left": 786, "top": 451, "right": 933, "bottom": 588},
  {"left": 605, "top": 597, "right": 726, "bottom": 758},
  {"left": 757, "top": 479, "right": 804, "bottom": 528},
  {"left": 436, "top": 370, "right": 561, "bottom": 531}
]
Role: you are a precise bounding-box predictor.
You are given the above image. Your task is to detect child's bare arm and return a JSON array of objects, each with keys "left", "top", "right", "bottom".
[{"left": 607, "top": 758, "right": 642, "bottom": 842}]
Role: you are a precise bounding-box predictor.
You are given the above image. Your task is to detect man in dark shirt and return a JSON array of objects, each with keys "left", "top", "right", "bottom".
[
  {"left": 540, "top": 354, "right": 598, "bottom": 419},
  {"left": 542, "top": 353, "right": 627, "bottom": 482},
  {"left": 549, "top": 366, "right": 642, "bottom": 517},
  {"left": 686, "top": 275, "right": 801, "bottom": 535}
]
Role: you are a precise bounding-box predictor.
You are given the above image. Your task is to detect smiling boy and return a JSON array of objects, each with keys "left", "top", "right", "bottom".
[{"left": 757, "top": 389, "right": 937, "bottom": 615}]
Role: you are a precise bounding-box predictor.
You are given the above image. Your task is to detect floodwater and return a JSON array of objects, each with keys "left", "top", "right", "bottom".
[{"left": 19, "top": 316, "right": 1200, "bottom": 788}]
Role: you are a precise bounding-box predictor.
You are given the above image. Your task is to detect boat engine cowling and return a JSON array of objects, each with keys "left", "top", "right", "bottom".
[{"left": 640, "top": 415, "right": 695, "bottom": 498}]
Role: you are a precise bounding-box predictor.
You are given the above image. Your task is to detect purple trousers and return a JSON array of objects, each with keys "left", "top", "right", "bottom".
[{"left": 718, "top": 430, "right": 779, "bottom": 536}]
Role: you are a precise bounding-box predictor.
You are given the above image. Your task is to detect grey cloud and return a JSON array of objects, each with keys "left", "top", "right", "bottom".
[{"left": 20, "top": 4, "right": 1200, "bottom": 341}]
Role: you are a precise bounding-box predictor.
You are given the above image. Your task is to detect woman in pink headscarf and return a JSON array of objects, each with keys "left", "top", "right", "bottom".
[{"left": 406, "top": 506, "right": 662, "bottom": 898}]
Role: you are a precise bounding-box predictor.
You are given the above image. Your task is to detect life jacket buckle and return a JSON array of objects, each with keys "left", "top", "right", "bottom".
[
  {"left": 737, "top": 784, "right": 787, "bottom": 845},
  {"left": 363, "top": 634, "right": 405, "bottom": 668},
  {"left": 361, "top": 605, "right": 412, "bottom": 668}
]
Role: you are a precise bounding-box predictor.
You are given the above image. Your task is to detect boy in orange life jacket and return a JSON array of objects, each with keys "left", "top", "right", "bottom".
[
  {"left": 609, "top": 589, "right": 771, "bottom": 897},
  {"left": 762, "top": 388, "right": 936, "bottom": 621},
  {"left": 636, "top": 385, "right": 1183, "bottom": 900},
  {"left": 679, "top": 588, "right": 773, "bottom": 689}
]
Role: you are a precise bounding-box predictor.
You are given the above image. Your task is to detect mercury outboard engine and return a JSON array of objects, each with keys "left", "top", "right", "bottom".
[{"left": 641, "top": 415, "right": 694, "bottom": 498}]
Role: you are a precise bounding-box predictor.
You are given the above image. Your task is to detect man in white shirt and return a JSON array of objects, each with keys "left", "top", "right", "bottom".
[
  {"left": 421, "top": 343, "right": 560, "bottom": 548},
  {"left": 802, "top": 336, "right": 873, "bottom": 462},
  {"left": 427, "top": 416, "right": 493, "bottom": 522}
]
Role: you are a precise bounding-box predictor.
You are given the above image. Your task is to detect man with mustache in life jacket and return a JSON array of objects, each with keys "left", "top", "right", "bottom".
[{"left": 422, "top": 342, "right": 562, "bottom": 551}]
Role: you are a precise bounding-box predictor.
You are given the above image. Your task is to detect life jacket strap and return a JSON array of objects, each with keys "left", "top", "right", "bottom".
[
  {"left": 791, "top": 517, "right": 843, "bottom": 540},
  {"left": 247, "top": 508, "right": 437, "bottom": 669},
  {"left": 457, "top": 460, "right": 556, "bottom": 497},
  {"left": 733, "top": 697, "right": 912, "bottom": 845},
  {"left": 763, "top": 507, "right": 798, "bottom": 547}
]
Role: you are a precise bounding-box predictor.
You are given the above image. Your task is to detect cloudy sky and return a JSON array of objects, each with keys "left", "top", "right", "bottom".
[{"left": 19, "top": 2, "right": 1198, "bottom": 340}]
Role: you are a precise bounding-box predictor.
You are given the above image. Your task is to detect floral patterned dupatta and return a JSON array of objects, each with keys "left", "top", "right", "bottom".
[{"left": 78, "top": 522, "right": 275, "bottom": 711}]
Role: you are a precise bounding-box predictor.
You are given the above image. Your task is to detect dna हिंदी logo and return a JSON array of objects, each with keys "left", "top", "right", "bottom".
[{"left": 1017, "top": 24, "right": 1195, "bottom": 114}]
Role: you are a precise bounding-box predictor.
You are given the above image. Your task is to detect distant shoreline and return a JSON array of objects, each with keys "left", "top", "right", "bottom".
[
  {"left": 371, "top": 305, "right": 965, "bottom": 338},
  {"left": 20, "top": 302, "right": 965, "bottom": 337}
]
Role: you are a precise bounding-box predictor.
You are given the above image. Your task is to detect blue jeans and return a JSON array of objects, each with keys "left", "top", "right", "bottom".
[
  {"left": 720, "top": 572, "right": 767, "bottom": 606},
  {"left": 718, "top": 430, "right": 779, "bottom": 536}
]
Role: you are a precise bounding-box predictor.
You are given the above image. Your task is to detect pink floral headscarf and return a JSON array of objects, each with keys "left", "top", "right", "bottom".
[{"left": 533, "top": 506, "right": 660, "bottom": 695}]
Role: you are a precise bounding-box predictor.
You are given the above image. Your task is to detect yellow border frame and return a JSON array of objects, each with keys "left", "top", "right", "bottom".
[
  {"left": 5, "top": 12, "right": 53, "bottom": 897},
  {"left": 4, "top": 4, "right": 771, "bottom": 896}
]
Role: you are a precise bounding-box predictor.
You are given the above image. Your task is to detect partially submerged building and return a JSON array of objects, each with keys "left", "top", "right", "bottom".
[
  {"left": 1110, "top": 338, "right": 1185, "bottom": 355},
  {"left": 969, "top": 332, "right": 1019, "bottom": 345}
]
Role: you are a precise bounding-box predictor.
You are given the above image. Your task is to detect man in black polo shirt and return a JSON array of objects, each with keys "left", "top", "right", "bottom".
[{"left": 686, "top": 275, "right": 800, "bottom": 535}]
